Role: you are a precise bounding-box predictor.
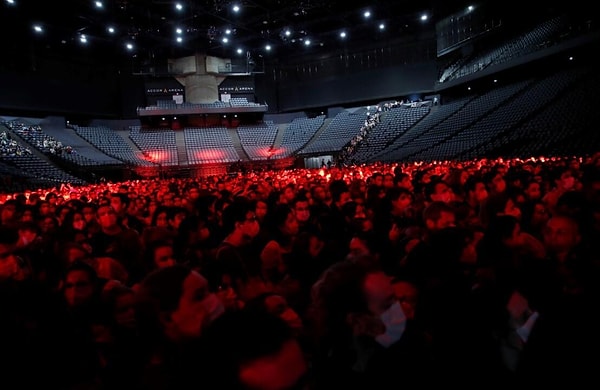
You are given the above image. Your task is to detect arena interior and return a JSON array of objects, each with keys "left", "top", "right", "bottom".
[{"left": 1, "top": 0, "right": 600, "bottom": 388}]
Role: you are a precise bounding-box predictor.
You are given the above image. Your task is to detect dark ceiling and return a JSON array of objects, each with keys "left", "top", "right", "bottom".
[{"left": 1, "top": 0, "right": 481, "bottom": 70}]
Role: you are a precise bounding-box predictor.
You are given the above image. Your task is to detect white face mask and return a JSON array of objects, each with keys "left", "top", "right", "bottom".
[
  {"left": 375, "top": 301, "right": 407, "bottom": 348},
  {"left": 19, "top": 232, "right": 36, "bottom": 247},
  {"left": 203, "top": 293, "right": 225, "bottom": 323}
]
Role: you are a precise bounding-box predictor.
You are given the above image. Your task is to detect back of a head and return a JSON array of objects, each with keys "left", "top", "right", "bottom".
[
  {"left": 263, "top": 203, "right": 293, "bottom": 234},
  {"left": 476, "top": 214, "right": 520, "bottom": 266},
  {"left": 65, "top": 260, "right": 98, "bottom": 284},
  {"left": 387, "top": 186, "right": 412, "bottom": 202},
  {"left": 424, "top": 178, "right": 443, "bottom": 201},
  {"left": 201, "top": 309, "right": 299, "bottom": 389},
  {"left": 221, "top": 197, "right": 253, "bottom": 235},
  {"left": 427, "top": 226, "right": 471, "bottom": 265},
  {"left": 309, "top": 260, "right": 375, "bottom": 342},
  {"left": 135, "top": 264, "right": 191, "bottom": 339},
  {"left": 329, "top": 179, "right": 349, "bottom": 203}
]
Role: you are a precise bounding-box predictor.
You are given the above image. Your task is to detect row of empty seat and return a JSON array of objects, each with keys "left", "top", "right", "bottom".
[
  {"left": 368, "top": 62, "right": 597, "bottom": 163},
  {"left": 72, "top": 125, "right": 156, "bottom": 166},
  {"left": 184, "top": 127, "right": 239, "bottom": 164},
  {"left": 237, "top": 121, "right": 278, "bottom": 160},
  {"left": 138, "top": 97, "right": 264, "bottom": 112}
]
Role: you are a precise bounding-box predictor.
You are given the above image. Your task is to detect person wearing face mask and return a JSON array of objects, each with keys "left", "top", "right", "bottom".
[
  {"left": 308, "top": 262, "right": 434, "bottom": 388},
  {"left": 355, "top": 270, "right": 434, "bottom": 386},
  {"left": 134, "top": 264, "right": 225, "bottom": 389},
  {"left": 542, "top": 167, "right": 578, "bottom": 216}
]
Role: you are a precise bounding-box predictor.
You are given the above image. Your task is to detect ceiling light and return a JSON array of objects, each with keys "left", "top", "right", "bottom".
[
  {"left": 175, "top": 3, "right": 183, "bottom": 11},
  {"left": 232, "top": 4, "right": 240, "bottom": 12},
  {"left": 379, "top": 23, "right": 385, "bottom": 30},
  {"left": 95, "top": 1, "right": 103, "bottom": 8},
  {"left": 6, "top": 0, "right": 15, "bottom": 4},
  {"left": 304, "top": 40, "right": 311, "bottom": 46},
  {"left": 107, "top": 26, "right": 115, "bottom": 34},
  {"left": 265, "top": 45, "right": 271, "bottom": 51},
  {"left": 176, "top": 37, "right": 183, "bottom": 43},
  {"left": 420, "top": 14, "right": 428, "bottom": 21},
  {"left": 33, "top": 25, "right": 43, "bottom": 33},
  {"left": 80, "top": 35, "right": 87, "bottom": 43},
  {"left": 340, "top": 31, "right": 346, "bottom": 38},
  {"left": 222, "top": 37, "right": 228, "bottom": 43},
  {"left": 364, "top": 11, "right": 371, "bottom": 18},
  {"left": 225, "top": 29, "right": 231, "bottom": 35},
  {"left": 176, "top": 28, "right": 182, "bottom": 34},
  {"left": 237, "top": 48, "right": 243, "bottom": 54}
]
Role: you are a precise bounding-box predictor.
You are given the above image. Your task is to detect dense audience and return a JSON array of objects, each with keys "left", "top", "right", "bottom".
[{"left": 2, "top": 154, "right": 600, "bottom": 388}]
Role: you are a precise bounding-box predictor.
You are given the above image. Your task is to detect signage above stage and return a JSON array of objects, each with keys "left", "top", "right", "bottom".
[
  {"left": 218, "top": 86, "right": 255, "bottom": 93},
  {"left": 146, "top": 87, "right": 185, "bottom": 96}
]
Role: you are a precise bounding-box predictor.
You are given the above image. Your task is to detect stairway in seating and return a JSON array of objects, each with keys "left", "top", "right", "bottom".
[
  {"left": 301, "top": 117, "right": 332, "bottom": 151},
  {"left": 174, "top": 130, "right": 189, "bottom": 166},
  {"left": 116, "top": 130, "right": 145, "bottom": 154},
  {"left": 228, "top": 127, "right": 250, "bottom": 161},
  {"left": 271, "top": 123, "right": 287, "bottom": 149}
]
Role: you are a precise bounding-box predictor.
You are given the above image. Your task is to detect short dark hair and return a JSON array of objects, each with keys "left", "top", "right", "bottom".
[
  {"left": 64, "top": 260, "right": 98, "bottom": 285},
  {"left": 329, "top": 179, "right": 349, "bottom": 202},
  {"left": 111, "top": 192, "right": 130, "bottom": 206},
  {"left": 386, "top": 186, "right": 413, "bottom": 202},
  {"left": 201, "top": 309, "right": 297, "bottom": 389},
  {"left": 424, "top": 178, "right": 447, "bottom": 201},
  {"left": 221, "top": 197, "right": 254, "bottom": 235},
  {"left": 291, "top": 193, "right": 310, "bottom": 208},
  {"left": 135, "top": 264, "right": 192, "bottom": 340},
  {"left": 464, "top": 174, "right": 485, "bottom": 194}
]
